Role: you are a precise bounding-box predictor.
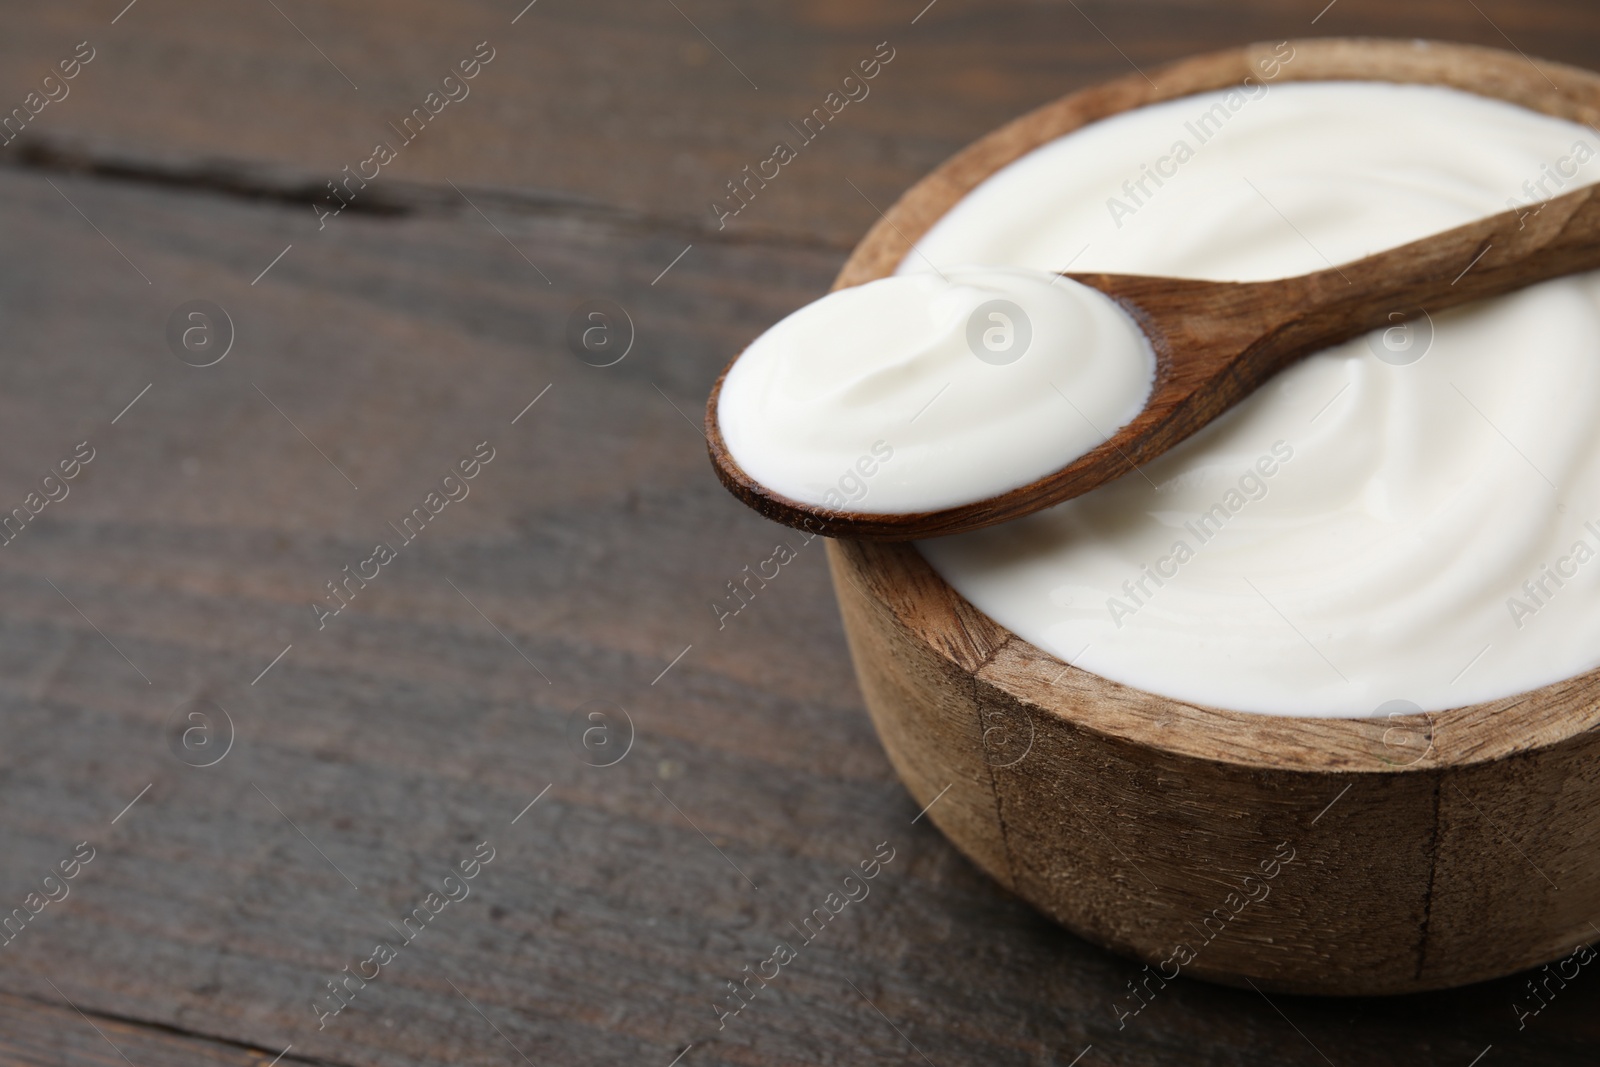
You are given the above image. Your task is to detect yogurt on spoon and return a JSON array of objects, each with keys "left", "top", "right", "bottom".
[{"left": 715, "top": 266, "right": 1156, "bottom": 514}]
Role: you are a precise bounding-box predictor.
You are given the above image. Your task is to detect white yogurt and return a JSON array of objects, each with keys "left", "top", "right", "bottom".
[
  {"left": 909, "top": 80, "right": 1600, "bottom": 716},
  {"left": 716, "top": 267, "right": 1155, "bottom": 513}
]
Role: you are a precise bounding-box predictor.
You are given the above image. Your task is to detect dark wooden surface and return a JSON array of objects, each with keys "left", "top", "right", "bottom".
[{"left": 2, "top": 2, "right": 1600, "bottom": 1065}]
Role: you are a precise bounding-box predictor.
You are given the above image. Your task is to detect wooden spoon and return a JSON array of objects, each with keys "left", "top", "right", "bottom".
[{"left": 706, "top": 182, "right": 1600, "bottom": 541}]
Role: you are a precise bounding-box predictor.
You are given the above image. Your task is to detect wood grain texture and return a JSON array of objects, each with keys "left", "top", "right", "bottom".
[
  {"left": 3, "top": 1, "right": 1600, "bottom": 1064},
  {"left": 1, "top": 1, "right": 1599, "bottom": 249},
  {"left": 826, "top": 37, "right": 1600, "bottom": 997}
]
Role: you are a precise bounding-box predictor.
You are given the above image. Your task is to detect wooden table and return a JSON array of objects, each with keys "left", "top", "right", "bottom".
[{"left": 1, "top": 2, "right": 1597, "bottom": 1064}]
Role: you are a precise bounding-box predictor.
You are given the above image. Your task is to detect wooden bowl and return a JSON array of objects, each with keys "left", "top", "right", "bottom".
[{"left": 826, "top": 38, "right": 1600, "bottom": 996}]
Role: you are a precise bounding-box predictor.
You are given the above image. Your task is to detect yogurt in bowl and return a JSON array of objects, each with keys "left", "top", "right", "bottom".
[{"left": 907, "top": 78, "right": 1600, "bottom": 717}]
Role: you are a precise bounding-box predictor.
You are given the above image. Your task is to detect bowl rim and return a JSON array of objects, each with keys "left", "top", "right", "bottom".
[{"left": 827, "top": 36, "right": 1600, "bottom": 774}]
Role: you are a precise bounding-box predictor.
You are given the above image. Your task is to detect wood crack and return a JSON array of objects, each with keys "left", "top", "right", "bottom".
[
  {"left": 1414, "top": 769, "right": 1444, "bottom": 981},
  {"left": 968, "top": 634, "right": 1023, "bottom": 891},
  {"left": 0, "top": 130, "right": 854, "bottom": 250},
  {"left": 0, "top": 986, "right": 355, "bottom": 1067}
]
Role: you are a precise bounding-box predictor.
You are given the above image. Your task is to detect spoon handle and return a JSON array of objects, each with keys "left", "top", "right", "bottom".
[
  {"left": 1258, "top": 180, "right": 1600, "bottom": 368},
  {"left": 1327, "top": 180, "right": 1600, "bottom": 318},
  {"left": 1068, "top": 182, "right": 1600, "bottom": 485}
]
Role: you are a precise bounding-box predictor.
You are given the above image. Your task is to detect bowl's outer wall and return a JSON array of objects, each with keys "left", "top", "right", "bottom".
[{"left": 824, "top": 38, "right": 1600, "bottom": 995}]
